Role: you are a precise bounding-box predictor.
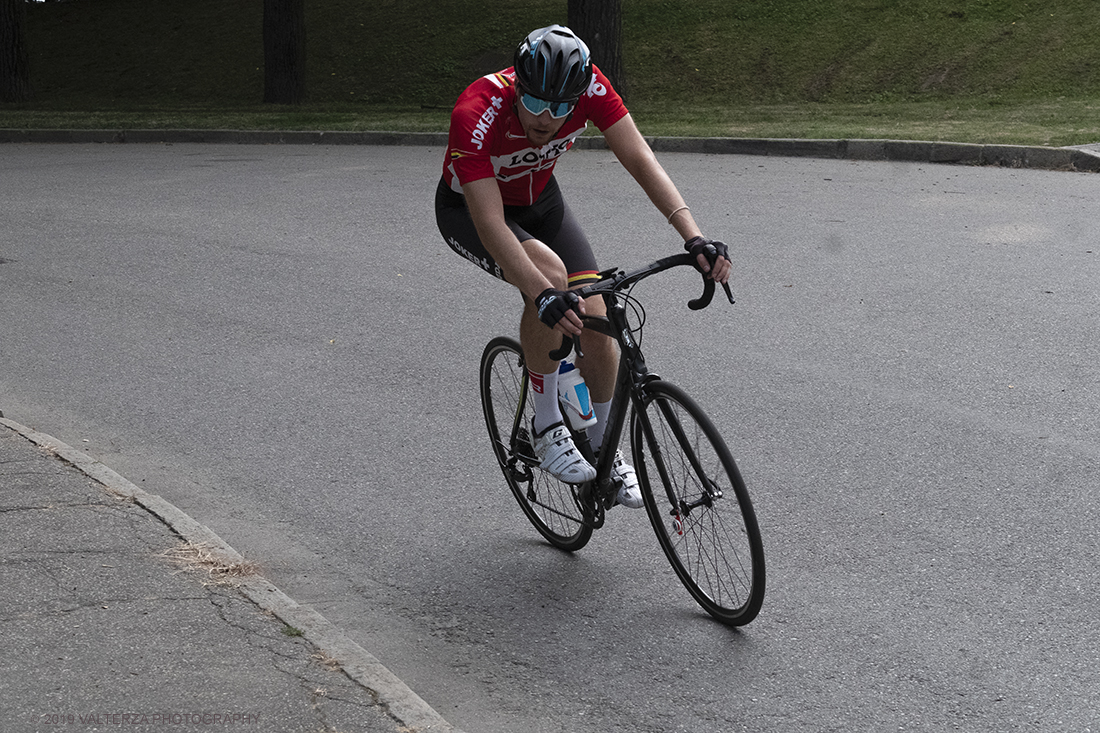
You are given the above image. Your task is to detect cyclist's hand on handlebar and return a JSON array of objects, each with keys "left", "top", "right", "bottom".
[
  {"left": 685, "top": 236, "right": 731, "bottom": 284},
  {"left": 536, "top": 288, "right": 585, "bottom": 336}
]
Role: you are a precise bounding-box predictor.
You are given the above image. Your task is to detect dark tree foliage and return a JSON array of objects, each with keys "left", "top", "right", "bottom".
[
  {"left": 567, "top": 0, "right": 625, "bottom": 99},
  {"left": 0, "top": 0, "right": 31, "bottom": 102},
  {"left": 263, "top": 0, "right": 305, "bottom": 104}
]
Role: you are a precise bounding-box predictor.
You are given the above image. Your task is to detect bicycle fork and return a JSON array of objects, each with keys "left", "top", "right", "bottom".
[{"left": 633, "top": 399, "right": 723, "bottom": 535}]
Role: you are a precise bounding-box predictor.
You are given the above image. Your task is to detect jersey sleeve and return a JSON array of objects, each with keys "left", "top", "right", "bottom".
[
  {"left": 445, "top": 75, "right": 511, "bottom": 188},
  {"left": 578, "top": 65, "right": 630, "bottom": 132}
]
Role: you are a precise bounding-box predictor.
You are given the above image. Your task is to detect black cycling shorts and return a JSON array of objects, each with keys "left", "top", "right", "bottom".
[{"left": 435, "top": 175, "right": 601, "bottom": 288}]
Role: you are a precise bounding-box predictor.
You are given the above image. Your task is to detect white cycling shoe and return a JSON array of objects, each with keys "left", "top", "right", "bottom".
[
  {"left": 610, "top": 450, "right": 644, "bottom": 509},
  {"left": 533, "top": 422, "right": 596, "bottom": 484}
]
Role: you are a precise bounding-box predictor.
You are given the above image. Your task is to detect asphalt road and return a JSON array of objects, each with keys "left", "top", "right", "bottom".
[{"left": 3, "top": 143, "right": 1099, "bottom": 731}]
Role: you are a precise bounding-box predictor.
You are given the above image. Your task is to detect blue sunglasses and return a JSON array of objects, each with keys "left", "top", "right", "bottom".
[{"left": 519, "top": 92, "right": 576, "bottom": 119}]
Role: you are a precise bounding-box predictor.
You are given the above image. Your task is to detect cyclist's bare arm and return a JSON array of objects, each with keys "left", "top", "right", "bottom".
[
  {"left": 461, "top": 176, "right": 585, "bottom": 336},
  {"left": 602, "top": 114, "right": 732, "bottom": 284}
]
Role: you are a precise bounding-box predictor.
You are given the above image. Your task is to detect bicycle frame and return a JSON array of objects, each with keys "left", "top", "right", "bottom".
[{"left": 482, "top": 251, "right": 764, "bottom": 625}]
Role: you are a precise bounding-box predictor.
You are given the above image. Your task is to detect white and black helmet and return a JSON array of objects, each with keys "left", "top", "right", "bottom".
[{"left": 513, "top": 25, "right": 593, "bottom": 102}]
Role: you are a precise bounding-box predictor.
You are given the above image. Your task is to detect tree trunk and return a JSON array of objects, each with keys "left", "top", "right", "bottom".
[
  {"left": 0, "top": 0, "right": 31, "bottom": 103},
  {"left": 567, "top": 0, "right": 625, "bottom": 100},
  {"left": 263, "top": 0, "right": 305, "bottom": 104}
]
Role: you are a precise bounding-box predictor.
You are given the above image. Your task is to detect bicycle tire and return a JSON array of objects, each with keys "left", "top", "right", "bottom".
[
  {"left": 480, "top": 336, "right": 593, "bottom": 552},
  {"left": 631, "top": 380, "right": 765, "bottom": 625}
]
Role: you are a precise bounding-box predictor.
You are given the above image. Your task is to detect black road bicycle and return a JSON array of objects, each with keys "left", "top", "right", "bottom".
[{"left": 479, "top": 251, "right": 765, "bottom": 626}]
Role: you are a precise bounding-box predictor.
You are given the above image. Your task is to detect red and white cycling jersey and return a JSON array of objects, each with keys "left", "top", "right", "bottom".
[{"left": 442, "top": 65, "right": 629, "bottom": 207}]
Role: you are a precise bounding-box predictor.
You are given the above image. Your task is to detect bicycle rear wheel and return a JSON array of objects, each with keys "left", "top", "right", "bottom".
[
  {"left": 631, "top": 380, "right": 765, "bottom": 625},
  {"left": 480, "top": 336, "right": 593, "bottom": 552}
]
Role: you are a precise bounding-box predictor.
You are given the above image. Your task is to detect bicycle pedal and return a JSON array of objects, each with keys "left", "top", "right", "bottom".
[{"left": 601, "top": 476, "right": 624, "bottom": 509}]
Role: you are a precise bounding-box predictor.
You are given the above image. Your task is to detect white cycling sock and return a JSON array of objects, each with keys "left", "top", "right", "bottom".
[
  {"left": 529, "top": 369, "right": 563, "bottom": 434},
  {"left": 588, "top": 400, "right": 612, "bottom": 448}
]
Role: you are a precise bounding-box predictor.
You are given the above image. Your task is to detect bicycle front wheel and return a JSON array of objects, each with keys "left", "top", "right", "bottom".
[
  {"left": 631, "top": 380, "right": 765, "bottom": 625},
  {"left": 480, "top": 336, "right": 592, "bottom": 552}
]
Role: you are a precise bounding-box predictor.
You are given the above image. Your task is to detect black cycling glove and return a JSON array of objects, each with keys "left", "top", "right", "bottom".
[
  {"left": 535, "top": 288, "right": 581, "bottom": 329},
  {"left": 684, "top": 235, "right": 730, "bottom": 272}
]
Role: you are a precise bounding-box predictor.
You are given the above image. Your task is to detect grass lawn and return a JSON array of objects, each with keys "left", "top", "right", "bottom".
[{"left": 3, "top": 0, "right": 1099, "bottom": 147}]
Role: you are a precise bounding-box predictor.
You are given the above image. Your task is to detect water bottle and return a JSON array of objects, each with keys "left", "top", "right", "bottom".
[{"left": 557, "top": 360, "right": 597, "bottom": 431}]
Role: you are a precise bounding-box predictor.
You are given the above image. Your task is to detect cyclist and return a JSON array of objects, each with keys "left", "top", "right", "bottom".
[{"left": 436, "top": 24, "right": 730, "bottom": 507}]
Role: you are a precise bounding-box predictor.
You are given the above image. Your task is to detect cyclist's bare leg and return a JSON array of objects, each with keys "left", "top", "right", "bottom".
[
  {"left": 516, "top": 239, "right": 569, "bottom": 376},
  {"left": 510, "top": 239, "right": 617, "bottom": 397},
  {"left": 520, "top": 303, "right": 563, "bottom": 375},
  {"left": 509, "top": 237, "right": 617, "bottom": 419},
  {"left": 511, "top": 239, "right": 598, "bottom": 483}
]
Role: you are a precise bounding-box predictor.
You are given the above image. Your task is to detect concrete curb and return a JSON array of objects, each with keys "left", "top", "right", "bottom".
[
  {"left": 0, "top": 415, "right": 467, "bottom": 733},
  {"left": 3, "top": 128, "right": 1099, "bottom": 172}
]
